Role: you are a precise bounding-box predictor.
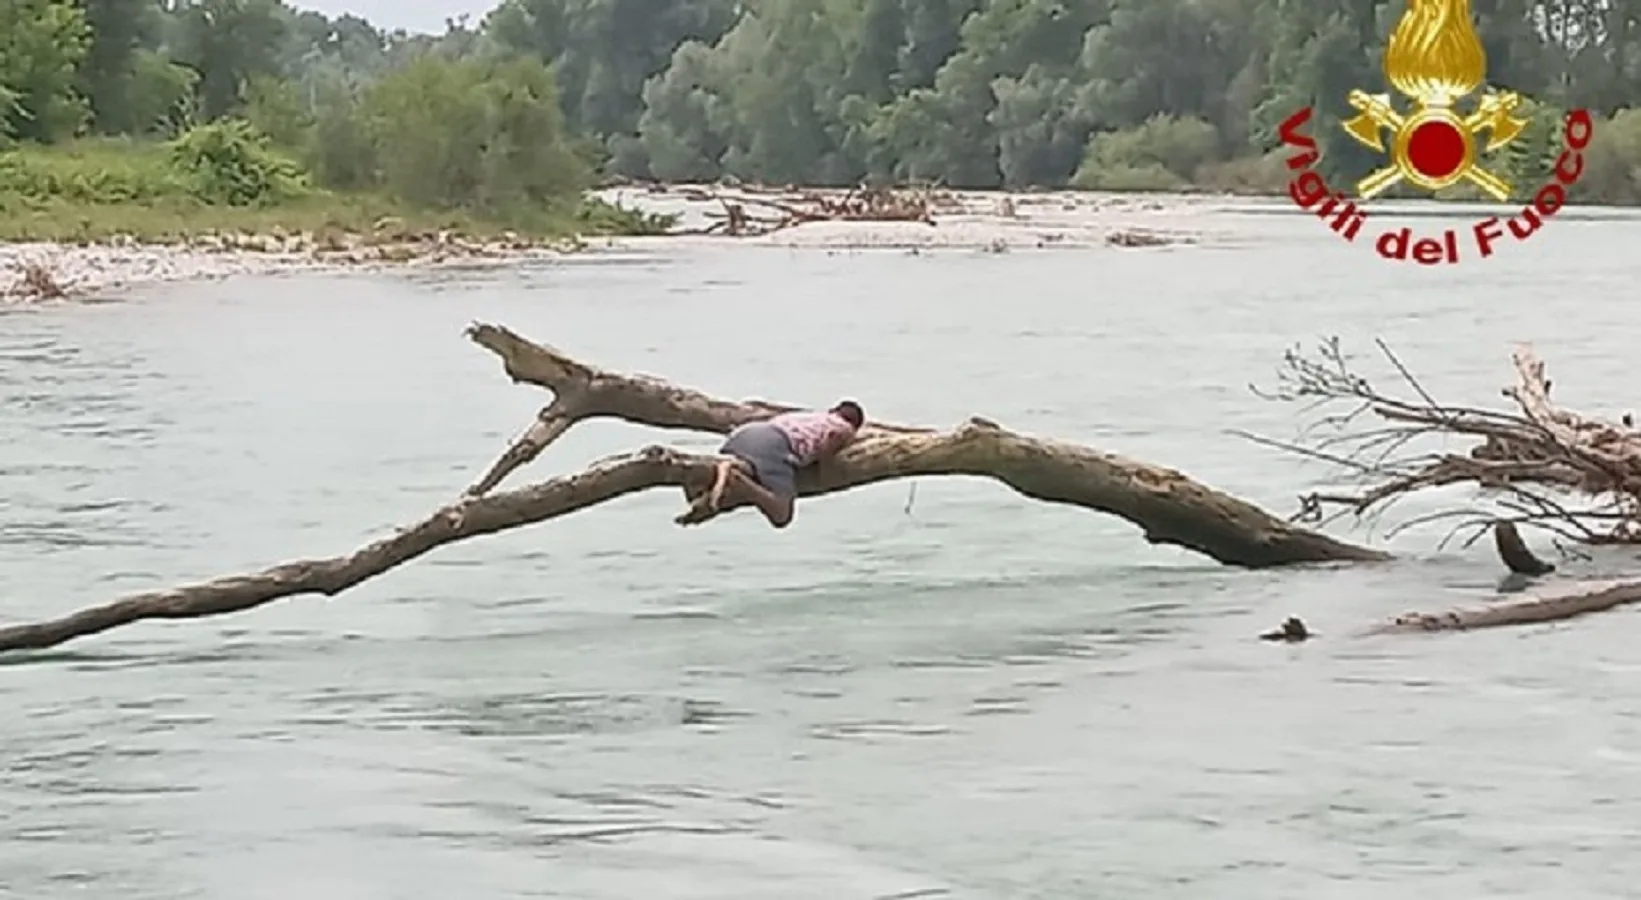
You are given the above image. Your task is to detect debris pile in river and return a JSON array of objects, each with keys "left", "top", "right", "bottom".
[
  {"left": 1251, "top": 337, "right": 1641, "bottom": 549},
  {"left": 6, "top": 261, "right": 66, "bottom": 300},
  {"left": 678, "top": 185, "right": 939, "bottom": 236}
]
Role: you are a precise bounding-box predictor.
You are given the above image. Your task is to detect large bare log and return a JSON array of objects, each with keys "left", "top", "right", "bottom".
[
  {"left": 0, "top": 324, "right": 1388, "bottom": 654},
  {"left": 463, "top": 323, "right": 1383, "bottom": 565},
  {"left": 0, "top": 421, "right": 1378, "bottom": 653}
]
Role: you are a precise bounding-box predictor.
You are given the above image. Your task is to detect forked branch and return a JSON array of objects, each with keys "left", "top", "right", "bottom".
[{"left": 0, "top": 324, "right": 1384, "bottom": 654}]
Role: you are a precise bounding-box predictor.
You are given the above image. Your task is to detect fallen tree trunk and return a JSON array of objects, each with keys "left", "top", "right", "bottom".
[
  {"left": 461, "top": 323, "right": 1381, "bottom": 564},
  {"left": 1344, "top": 522, "right": 1633, "bottom": 636},
  {"left": 0, "top": 323, "right": 1382, "bottom": 654},
  {"left": 1368, "top": 578, "right": 1641, "bottom": 635}
]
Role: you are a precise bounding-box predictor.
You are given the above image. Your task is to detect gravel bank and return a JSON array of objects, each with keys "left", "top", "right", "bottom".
[{"left": 2, "top": 188, "right": 1243, "bottom": 302}]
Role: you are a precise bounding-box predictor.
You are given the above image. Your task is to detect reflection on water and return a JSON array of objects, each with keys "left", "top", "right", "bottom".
[{"left": 5, "top": 213, "right": 1641, "bottom": 899}]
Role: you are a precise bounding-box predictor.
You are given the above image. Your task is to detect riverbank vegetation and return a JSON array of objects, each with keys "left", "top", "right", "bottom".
[
  {"left": 4, "top": 0, "right": 1641, "bottom": 242},
  {"left": 0, "top": 0, "right": 671, "bottom": 241}
]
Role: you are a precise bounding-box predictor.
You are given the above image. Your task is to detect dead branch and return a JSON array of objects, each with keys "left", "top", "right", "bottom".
[
  {"left": 678, "top": 185, "right": 937, "bottom": 236},
  {"left": 1354, "top": 520, "right": 1641, "bottom": 636},
  {"left": 1248, "top": 337, "right": 1641, "bottom": 547},
  {"left": 0, "top": 445, "right": 717, "bottom": 652},
  {"left": 0, "top": 323, "right": 1391, "bottom": 654},
  {"left": 1367, "top": 578, "right": 1641, "bottom": 635},
  {"left": 462, "top": 323, "right": 1383, "bottom": 565},
  {"left": 4, "top": 260, "right": 69, "bottom": 301}
]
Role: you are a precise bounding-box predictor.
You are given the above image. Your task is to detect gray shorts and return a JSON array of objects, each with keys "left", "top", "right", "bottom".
[{"left": 720, "top": 422, "right": 798, "bottom": 499}]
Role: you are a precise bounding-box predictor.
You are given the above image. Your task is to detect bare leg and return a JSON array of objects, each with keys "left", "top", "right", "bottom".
[
  {"left": 677, "top": 456, "right": 794, "bottom": 528},
  {"left": 705, "top": 459, "right": 735, "bottom": 509},
  {"left": 717, "top": 466, "right": 794, "bottom": 528}
]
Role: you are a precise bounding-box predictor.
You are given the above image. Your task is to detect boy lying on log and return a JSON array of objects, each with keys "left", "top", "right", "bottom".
[{"left": 690, "top": 400, "right": 865, "bottom": 528}]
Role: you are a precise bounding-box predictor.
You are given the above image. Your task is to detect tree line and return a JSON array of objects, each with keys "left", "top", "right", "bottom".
[{"left": 3, "top": 0, "right": 1640, "bottom": 207}]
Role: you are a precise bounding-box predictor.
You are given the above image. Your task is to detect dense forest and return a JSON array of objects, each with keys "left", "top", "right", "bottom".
[{"left": 3, "top": 0, "right": 1641, "bottom": 209}]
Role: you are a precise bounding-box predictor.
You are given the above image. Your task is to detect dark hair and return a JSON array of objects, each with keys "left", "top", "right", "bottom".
[{"left": 832, "top": 400, "right": 864, "bottom": 428}]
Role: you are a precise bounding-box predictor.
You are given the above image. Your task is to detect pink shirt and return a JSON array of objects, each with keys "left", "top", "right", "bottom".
[{"left": 769, "top": 411, "right": 856, "bottom": 466}]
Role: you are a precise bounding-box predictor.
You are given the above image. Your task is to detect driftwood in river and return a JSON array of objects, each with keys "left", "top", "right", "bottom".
[
  {"left": 0, "top": 324, "right": 1382, "bottom": 654},
  {"left": 1370, "top": 575, "right": 1641, "bottom": 635},
  {"left": 1255, "top": 522, "right": 1641, "bottom": 641},
  {"left": 460, "top": 324, "right": 1380, "bottom": 564},
  {"left": 672, "top": 185, "right": 938, "bottom": 237},
  {"left": 1246, "top": 340, "right": 1641, "bottom": 637},
  {"left": 1493, "top": 520, "right": 1555, "bottom": 576},
  {"left": 1357, "top": 520, "right": 1641, "bottom": 636},
  {"left": 1251, "top": 338, "right": 1641, "bottom": 548}
]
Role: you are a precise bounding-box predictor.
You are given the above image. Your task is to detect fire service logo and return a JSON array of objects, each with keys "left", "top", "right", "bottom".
[{"left": 1277, "top": 0, "right": 1593, "bottom": 264}]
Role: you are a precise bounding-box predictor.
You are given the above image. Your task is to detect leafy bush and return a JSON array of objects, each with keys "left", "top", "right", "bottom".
[
  {"left": 167, "top": 118, "right": 307, "bottom": 205},
  {"left": 1073, "top": 114, "right": 1222, "bottom": 190},
  {"left": 0, "top": 138, "right": 189, "bottom": 204},
  {"left": 1578, "top": 109, "right": 1641, "bottom": 205},
  {"left": 1074, "top": 162, "right": 1185, "bottom": 192},
  {"left": 575, "top": 198, "right": 676, "bottom": 235},
  {"left": 351, "top": 54, "right": 590, "bottom": 213},
  {"left": 1195, "top": 152, "right": 1289, "bottom": 194}
]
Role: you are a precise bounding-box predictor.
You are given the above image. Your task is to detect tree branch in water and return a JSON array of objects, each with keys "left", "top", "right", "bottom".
[
  {"left": 1245, "top": 337, "right": 1641, "bottom": 550},
  {"left": 1369, "top": 577, "right": 1641, "bottom": 635},
  {"left": 1241, "top": 343, "right": 1641, "bottom": 636},
  {"left": 461, "top": 322, "right": 1382, "bottom": 560},
  {"left": 0, "top": 324, "right": 1384, "bottom": 654}
]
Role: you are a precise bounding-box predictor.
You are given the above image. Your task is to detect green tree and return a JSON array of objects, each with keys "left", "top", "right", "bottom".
[
  {"left": 171, "top": 0, "right": 288, "bottom": 120},
  {"left": 0, "top": 0, "right": 91, "bottom": 141},
  {"left": 126, "top": 49, "right": 200, "bottom": 137},
  {"left": 357, "top": 54, "right": 589, "bottom": 212},
  {"left": 78, "top": 0, "right": 152, "bottom": 132},
  {"left": 486, "top": 0, "right": 737, "bottom": 170}
]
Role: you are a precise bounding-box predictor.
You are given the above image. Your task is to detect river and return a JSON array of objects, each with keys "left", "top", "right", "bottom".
[{"left": 4, "top": 200, "right": 1641, "bottom": 899}]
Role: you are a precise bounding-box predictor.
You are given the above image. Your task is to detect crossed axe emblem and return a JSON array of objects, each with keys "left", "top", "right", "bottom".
[{"left": 1341, "top": 89, "right": 1529, "bottom": 202}]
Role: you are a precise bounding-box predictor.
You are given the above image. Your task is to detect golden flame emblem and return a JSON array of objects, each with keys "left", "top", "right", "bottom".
[{"left": 1341, "top": 0, "right": 1528, "bottom": 201}]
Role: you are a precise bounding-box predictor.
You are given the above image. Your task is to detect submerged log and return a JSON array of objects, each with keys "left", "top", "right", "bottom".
[
  {"left": 1368, "top": 578, "right": 1641, "bottom": 635},
  {"left": 1493, "top": 520, "right": 1555, "bottom": 576},
  {"left": 1362, "top": 520, "right": 1638, "bottom": 635},
  {"left": 0, "top": 323, "right": 1383, "bottom": 654}
]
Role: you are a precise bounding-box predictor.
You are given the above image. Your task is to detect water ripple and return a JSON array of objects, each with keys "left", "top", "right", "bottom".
[{"left": 9, "top": 237, "right": 1641, "bottom": 897}]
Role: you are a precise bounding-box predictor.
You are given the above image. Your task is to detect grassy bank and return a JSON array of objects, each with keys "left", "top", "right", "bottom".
[{"left": 0, "top": 136, "right": 671, "bottom": 245}]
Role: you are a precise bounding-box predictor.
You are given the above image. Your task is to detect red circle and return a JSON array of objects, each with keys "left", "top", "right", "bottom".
[{"left": 1406, "top": 119, "right": 1467, "bottom": 180}]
